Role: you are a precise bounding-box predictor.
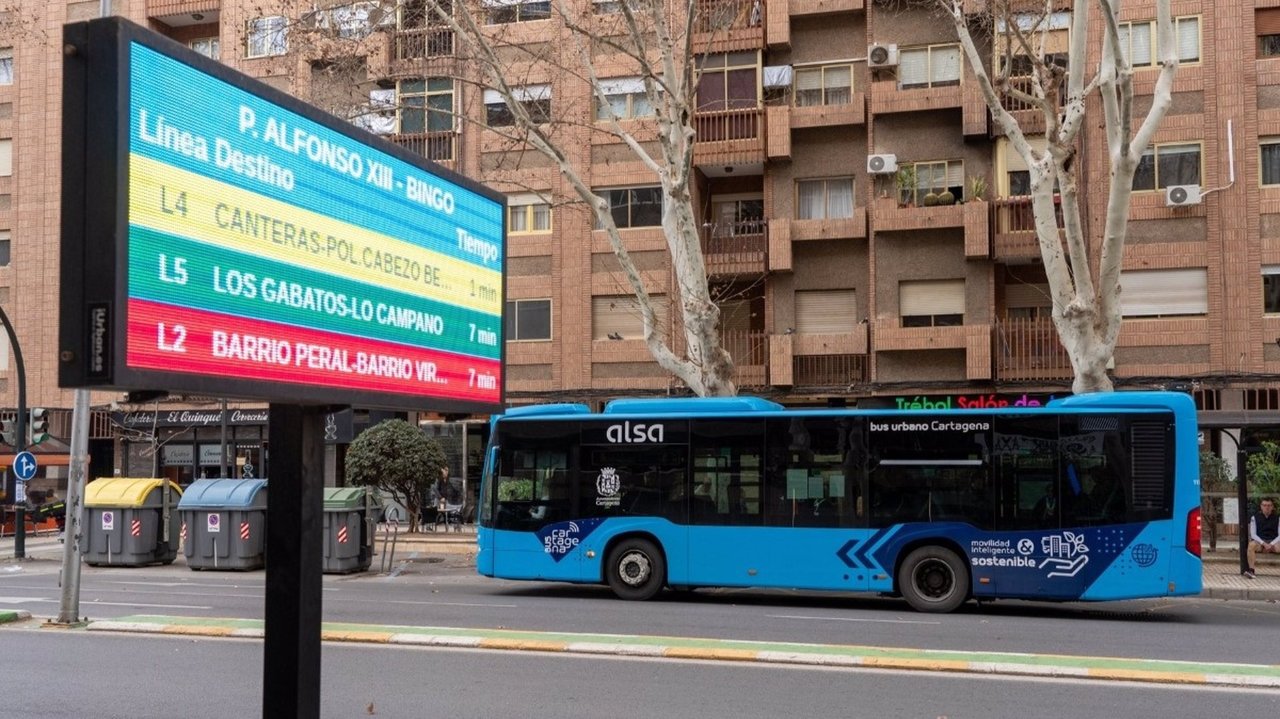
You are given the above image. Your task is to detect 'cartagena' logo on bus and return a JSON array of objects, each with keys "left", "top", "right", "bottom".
[{"left": 606, "top": 421, "right": 665, "bottom": 444}]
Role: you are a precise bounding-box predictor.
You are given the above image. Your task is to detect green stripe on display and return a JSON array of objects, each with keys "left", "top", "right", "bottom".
[{"left": 128, "top": 225, "right": 502, "bottom": 361}]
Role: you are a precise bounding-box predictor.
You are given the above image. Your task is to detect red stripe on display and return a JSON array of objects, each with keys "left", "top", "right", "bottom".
[{"left": 126, "top": 299, "right": 501, "bottom": 402}]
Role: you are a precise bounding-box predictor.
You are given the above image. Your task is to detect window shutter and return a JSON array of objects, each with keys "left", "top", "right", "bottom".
[
  {"left": 930, "top": 46, "right": 961, "bottom": 84},
  {"left": 1259, "top": 8, "right": 1280, "bottom": 36},
  {"left": 1005, "top": 283, "right": 1051, "bottom": 308},
  {"left": 1130, "top": 22, "right": 1153, "bottom": 65},
  {"left": 795, "top": 69, "right": 822, "bottom": 91},
  {"left": 0, "top": 139, "right": 11, "bottom": 176},
  {"left": 593, "top": 295, "right": 668, "bottom": 339},
  {"left": 718, "top": 299, "right": 754, "bottom": 333},
  {"left": 482, "top": 89, "right": 503, "bottom": 104},
  {"left": 1120, "top": 268, "right": 1208, "bottom": 317},
  {"left": 598, "top": 77, "right": 645, "bottom": 95},
  {"left": 899, "top": 49, "right": 928, "bottom": 86},
  {"left": 900, "top": 279, "right": 965, "bottom": 316},
  {"left": 796, "top": 290, "right": 857, "bottom": 334},
  {"left": 1004, "top": 136, "right": 1048, "bottom": 173},
  {"left": 1176, "top": 17, "right": 1199, "bottom": 61},
  {"left": 946, "top": 161, "right": 965, "bottom": 187}
]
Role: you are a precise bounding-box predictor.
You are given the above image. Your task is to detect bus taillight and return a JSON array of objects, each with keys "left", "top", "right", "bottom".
[{"left": 1186, "top": 507, "right": 1202, "bottom": 557}]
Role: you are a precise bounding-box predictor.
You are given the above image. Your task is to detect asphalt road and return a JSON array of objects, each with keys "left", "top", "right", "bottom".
[
  {"left": 3, "top": 629, "right": 1278, "bottom": 719},
  {"left": 3, "top": 553, "right": 1279, "bottom": 667}
]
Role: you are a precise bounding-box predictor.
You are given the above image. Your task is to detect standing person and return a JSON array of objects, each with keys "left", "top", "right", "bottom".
[{"left": 1245, "top": 497, "right": 1280, "bottom": 578}]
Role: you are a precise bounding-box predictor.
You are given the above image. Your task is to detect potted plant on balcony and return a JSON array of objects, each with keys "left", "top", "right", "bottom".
[
  {"left": 895, "top": 165, "right": 917, "bottom": 207},
  {"left": 966, "top": 174, "right": 988, "bottom": 203}
]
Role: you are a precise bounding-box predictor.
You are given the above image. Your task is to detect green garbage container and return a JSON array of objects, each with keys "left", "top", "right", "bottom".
[
  {"left": 81, "top": 478, "right": 182, "bottom": 567},
  {"left": 178, "top": 478, "right": 268, "bottom": 570},
  {"left": 323, "top": 487, "right": 380, "bottom": 574}
]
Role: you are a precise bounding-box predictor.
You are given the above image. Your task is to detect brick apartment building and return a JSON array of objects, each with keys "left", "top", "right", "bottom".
[{"left": 3, "top": 0, "right": 1280, "bottom": 487}]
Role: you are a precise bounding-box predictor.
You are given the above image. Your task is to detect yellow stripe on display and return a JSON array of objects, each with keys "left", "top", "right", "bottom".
[{"left": 129, "top": 154, "right": 502, "bottom": 316}]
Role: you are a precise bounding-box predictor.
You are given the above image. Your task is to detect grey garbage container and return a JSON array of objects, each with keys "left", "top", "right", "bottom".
[
  {"left": 177, "top": 478, "right": 268, "bottom": 570},
  {"left": 81, "top": 478, "right": 182, "bottom": 567},
  {"left": 323, "top": 487, "right": 380, "bottom": 574}
]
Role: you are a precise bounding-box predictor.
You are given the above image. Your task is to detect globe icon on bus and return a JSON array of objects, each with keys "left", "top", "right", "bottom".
[{"left": 1131, "top": 544, "right": 1158, "bottom": 568}]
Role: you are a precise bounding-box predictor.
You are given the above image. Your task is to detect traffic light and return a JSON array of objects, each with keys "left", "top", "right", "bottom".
[
  {"left": 27, "top": 407, "right": 48, "bottom": 446},
  {"left": 0, "top": 414, "right": 15, "bottom": 447}
]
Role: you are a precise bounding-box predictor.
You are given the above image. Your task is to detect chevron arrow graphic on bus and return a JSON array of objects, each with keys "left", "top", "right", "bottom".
[{"left": 836, "top": 529, "right": 894, "bottom": 569}]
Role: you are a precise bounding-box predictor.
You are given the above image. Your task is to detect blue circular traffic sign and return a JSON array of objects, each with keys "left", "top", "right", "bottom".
[{"left": 12, "top": 451, "right": 37, "bottom": 482}]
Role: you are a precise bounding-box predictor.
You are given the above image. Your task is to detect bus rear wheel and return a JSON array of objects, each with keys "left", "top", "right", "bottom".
[
  {"left": 606, "top": 538, "right": 665, "bottom": 601},
  {"left": 898, "top": 546, "right": 969, "bottom": 613}
]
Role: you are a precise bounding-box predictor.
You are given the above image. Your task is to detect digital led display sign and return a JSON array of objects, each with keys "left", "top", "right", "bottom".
[{"left": 60, "top": 19, "right": 505, "bottom": 413}]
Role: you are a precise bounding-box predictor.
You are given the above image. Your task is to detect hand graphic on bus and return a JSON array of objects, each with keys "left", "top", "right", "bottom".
[{"left": 1039, "top": 531, "right": 1091, "bottom": 578}]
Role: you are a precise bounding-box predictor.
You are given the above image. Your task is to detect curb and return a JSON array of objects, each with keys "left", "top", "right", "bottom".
[
  {"left": 86, "top": 614, "right": 1280, "bottom": 688},
  {"left": 0, "top": 610, "right": 31, "bottom": 624}
]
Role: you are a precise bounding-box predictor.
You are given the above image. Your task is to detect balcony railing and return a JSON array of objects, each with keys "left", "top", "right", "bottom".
[
  {"left": 793, "top": 354, "right": 868, "bottom": 387},
  {"left": 395, "top": 27, "right": 455, "bottom": 60},
  {"left": 722, "top": 329, "right": 768, "bottom": 387},
  {"left": 703, "top": 220, "right": 767, "bottom": 276},
  {"left": 388, "top": 131, "right": 456, "bottom": 163},
  {"left": 995, "top": 316, "right": 1072, "bottom": 381},
  {"left": 693, "top": 107, "right": 765, "bottom": 165},
  {"left": 991, "top": 196, "right": 1063, "bottom": 261},
  {"left": 694, "top": 0, "right": 765, "bottom": 34}
]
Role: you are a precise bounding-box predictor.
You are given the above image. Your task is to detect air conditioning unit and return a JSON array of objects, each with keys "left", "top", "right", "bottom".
[
  {"left": 1165, "top": 184, "right": 1201, "bottom": 207},
  {"left": 867, "top": 154, "right": 898, "bottom": 174},
  {"left": 868, "top": 43, "right": 899, "bottom": 69}
]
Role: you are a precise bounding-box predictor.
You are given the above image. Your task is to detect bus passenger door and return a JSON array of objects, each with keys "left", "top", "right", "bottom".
[{"left": 685, "top": 420, "right": 770, "bottom": 587}]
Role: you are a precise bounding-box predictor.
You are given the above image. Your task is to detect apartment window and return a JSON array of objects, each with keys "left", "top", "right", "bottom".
[
  {"left": 900, "top": 279, "right": 965, "bottom": 327},
  {"left": 1264, "top": 267, "right": 1280, "bottom": 315},
  {"left": 594, "top": 0, "right": 641, "bottom": 12},
  {"left": 795, "top": 290, "right": 857, "bottom": 334},
  {"left": 508, "top": 194, "right": 552, "bottom": 234},
  {"left": 399, "top": 78, "right": 453, "bottom": 134},
  {"left": 599, "top": 186, "right": 663, "bottom": 228},
  {"left": 1005, "top": 282, "right": 1051, "bottom": 319},
  {"left": 796, "top": 178, "right": 854, "bottom": 220},
  {"left": 0, "top": 48, "right": 12, "bottom": 85},
  {"left": 1120, "top": 268, "right": 1207, "bottom": 317},
  {"left": 711, "top": 196, "right": 764, "bottom": 235},
  {"left": 899, "top": 44, "right": 961, "bottom": 90},
  {"left": 246, "top": 16, "right": 288, "bottom": 58},
  {"left": 188, "top": 37, "right": 220, "bottom": 60},
  {"left": 903, "top": 160, "right": 964, "bottom": 205},
  {"left": 999, "top": 12, "right": 1070, "bottom": 76},
  {"left": 696, "top": 52, "right": 759, "bottom": 111},
  {"left": 0, "top": 230, "right": 9, "bottom": 267},
  {"left": 485, "top": 0, "right": 551, "bottom": 24},
  {"left": 592, "top": 294, "right": 669, "bottom": 340},
  {"left": 794, "top": 64, "right": 852, "bottom": 107},
  {"left": 1117, "top": 16, "right": 1200, "bottom": 67},
  {"left": 484, "top": 85, "right": 551, "bottom": 127},
  {"left": 596, "top": 77, "right": 653, "bottom": 120},
  {"left": 505, "top": 299, "right": 552, "bottom": 341},
  {"left": 0, "top": 139, "right": 11, "bottom": 177},
  {"left": 1260, "top": 9, "right": 1280, "bottom": 56},
  {"left": 1132, "top": 143, "right": 1201, "bottom": 191},
  {"left": 1263, "top": 138, "right": 1280, "bottom": 186}
]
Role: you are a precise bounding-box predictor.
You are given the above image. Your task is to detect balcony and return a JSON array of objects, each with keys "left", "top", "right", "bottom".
[
  {"left": 768, "top": 331, "right": 869, "bottom": 386},
  {"left": 870, "top": 79, "right": 961, "bottom": 115},
  {"left": 990, "top": 196, "right": 1064, "bottom": 263},
  {"left": 790, "top": 96, "right": 866, "bottom": 129},
  {"left": 703, "top": 221, "right": 768, "bottom": 277},
  {"left": 694, "top": 0, "right": 766, "bottom": 53},
  {"left": 147, "top": 0, "right": 219, "bottom": 17},
  {"left": 995, "top": 317, "right": 1072, "bottom": 381},
  {"left": 395, "top": 27, "right": 455, "bottom": 60},
  {"left": 874, "top": 321, "right": 992, "bottom": 379},
  {"left": 722, "top": 330, "right": 769, "bottom": 388},
  {"left": 693, "top": 108, "right": 765, "bottom": 166},
  {"left": 790, "top": 0, "right": 864, "bottom": 15},
  {"left": 872, "top": 201, "right": 989, "bottom": 258},
  {"left": 991, "top": 75, "right": 1063, "bottom": 137},
  {"left": 388, "top": 131, "right": 457, "bottom": 170},
  {"left": 765, "top": 0, "right": 863, "bottom": 47}
]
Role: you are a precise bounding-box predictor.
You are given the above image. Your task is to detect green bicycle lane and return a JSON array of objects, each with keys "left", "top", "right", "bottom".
[{"left": 67, "top": 614, "right": 1280, "bottom": 687}]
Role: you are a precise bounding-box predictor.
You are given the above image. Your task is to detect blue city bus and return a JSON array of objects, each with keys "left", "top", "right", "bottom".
[{"left": 476, "top": 391, "right": 1202, "bottom": 612}]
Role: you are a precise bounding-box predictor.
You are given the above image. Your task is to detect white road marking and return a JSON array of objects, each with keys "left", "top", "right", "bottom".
[{"left": 0, "top": 595, "right": 211, "bottom": 609}]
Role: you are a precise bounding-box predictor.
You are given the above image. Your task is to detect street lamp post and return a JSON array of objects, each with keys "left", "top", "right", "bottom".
[{"left": 0, "top": 304, "right": 28, "bottom": 559}]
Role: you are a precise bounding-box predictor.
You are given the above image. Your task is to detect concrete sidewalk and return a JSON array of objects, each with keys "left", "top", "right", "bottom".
[{"left": 4, "top": 531, "right": 1279, "bottom": 601}]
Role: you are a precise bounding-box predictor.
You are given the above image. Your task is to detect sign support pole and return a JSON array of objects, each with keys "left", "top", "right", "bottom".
[{"left": 263, "top": 404, "right": 324, "bottom": 719}]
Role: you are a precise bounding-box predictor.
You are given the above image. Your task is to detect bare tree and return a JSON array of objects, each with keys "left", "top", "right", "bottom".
[
  {"left": 257, "top": 0, "right": 740, "bottom": 395},
  {"left": 939, "top": 0, "right": 1178, "bottom": 393}
]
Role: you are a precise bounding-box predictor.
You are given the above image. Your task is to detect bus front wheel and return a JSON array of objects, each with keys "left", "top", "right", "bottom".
[
  {"left": 606, "top": 538, "right": 666, "bottom": 601},
  {"left": 898, "top": 546, "right": 969, "bottom": 613}
]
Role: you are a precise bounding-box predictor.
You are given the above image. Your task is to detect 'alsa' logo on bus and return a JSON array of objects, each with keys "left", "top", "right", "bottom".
[{"left": 606, "top": 421, "right": 665, "bottom": 444}]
